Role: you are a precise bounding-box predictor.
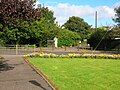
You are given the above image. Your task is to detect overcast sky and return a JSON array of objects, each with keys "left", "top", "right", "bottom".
[{"left": 37, "top": 0, "right": 120, "bottom": 27}]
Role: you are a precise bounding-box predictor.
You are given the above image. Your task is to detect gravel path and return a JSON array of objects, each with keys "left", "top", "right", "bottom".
[{"left": 0, "top": 55, "right": 53, "bottom": 90}]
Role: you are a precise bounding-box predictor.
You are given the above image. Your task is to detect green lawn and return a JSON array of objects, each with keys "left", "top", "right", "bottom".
[{"left": 29, "top": 58, "right": 120, "bottom": 90}]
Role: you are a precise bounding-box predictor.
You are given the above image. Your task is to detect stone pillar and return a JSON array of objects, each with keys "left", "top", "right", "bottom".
[{"left": 54, "top": 37, "right": 58, "bottom": 48}]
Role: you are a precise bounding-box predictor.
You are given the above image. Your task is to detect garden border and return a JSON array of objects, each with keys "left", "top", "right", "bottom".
[
  {"left": 24, "top": 57, "right": 58, "bottom": 90},
  {"left": 25, "top": 53, "right": 120, "bottom": 59}
]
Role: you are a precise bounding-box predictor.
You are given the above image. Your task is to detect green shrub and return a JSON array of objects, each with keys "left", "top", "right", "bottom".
[{"left": 58, "top": 29, "right": 81, "bottom": 47}]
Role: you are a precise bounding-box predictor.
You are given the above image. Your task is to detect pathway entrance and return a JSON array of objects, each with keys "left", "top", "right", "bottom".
[{"left": 0, "top": 55, "right": 53, "bottom": 90}]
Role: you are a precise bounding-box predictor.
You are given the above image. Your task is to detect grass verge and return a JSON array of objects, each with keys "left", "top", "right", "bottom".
[{"left": 29, "top": 58, "right": 120, "bottom": 90}]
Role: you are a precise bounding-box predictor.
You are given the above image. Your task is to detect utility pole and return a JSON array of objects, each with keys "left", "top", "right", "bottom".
[
  {"left": 43, "top": 3, "right": 44, "bottom": 7},
  {"left": 95, "top": 11, "right": 98, "bottom": 30}
]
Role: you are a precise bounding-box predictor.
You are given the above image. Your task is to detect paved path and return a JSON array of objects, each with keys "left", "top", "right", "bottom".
[{"left": 0, "top": 55, "right": 53, "bottom": 90}]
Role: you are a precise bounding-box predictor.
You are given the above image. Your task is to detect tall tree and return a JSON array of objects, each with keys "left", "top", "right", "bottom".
[
  {"left": 58, "top": 29, "right": 81, "bottom": 47},
  {"left": 27, "top": 6, "right": 58, "bottom": 46},
  {"left": 63, "top": 16, "right": 91, "bottom": 39},
  {"left": 0, "top": 0, "right": 41, "bottom": 28},
  {"left": 0, "top": 0, "right": 41, "bottom": 45},
  {"left": 40, "top": 7, "right": 56, "bottom": 24},
  {"left": 113, "top": 6, "right": 120, "bottom": 26}
]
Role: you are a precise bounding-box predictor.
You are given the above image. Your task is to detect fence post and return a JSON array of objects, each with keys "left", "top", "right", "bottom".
[
  {"left": 25, "top": 45, "right": 28, "bottom": 55},
  {"left": 16, "top": 44, "right": 18, "bottom": 55},
  {"left": 39, "top": 47, "right": 42, "bottom": 53},
  {"left": 65, "top": 46, "right": 67, "bottom": 51},
  {"left": 34, "top": 44, "right": 35, "bottom": 53},
  {"left": 52, "top": 43, "right": 54, "bottom": 51}
]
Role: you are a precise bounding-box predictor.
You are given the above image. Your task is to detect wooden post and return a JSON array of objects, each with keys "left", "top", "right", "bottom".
[
  {"left": 25, "top": 45, "right": 28, "bottom": 55},
  {"left": 77, "top": 46, "right": 79, "bottom": 51},
  {"left": 33, "top": 44, "right": 35, "bottom": 53},
  {"left": 118, "top": 44, "right": 120, "bottom": 54},
  {"left": 65, "top": 46, "right": 66, "bottom": 51},
  {"left": 52, "top": 43, "right": 54, "bottom": 51},
  {"left": 39, "top": 43, "right": 42, "bottom": 52},
  {"left": 16, "top": 44, "right": 18, "bottom": 55}
]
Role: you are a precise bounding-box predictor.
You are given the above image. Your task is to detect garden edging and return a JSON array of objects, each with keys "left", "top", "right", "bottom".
[{"left": 24, "top": 57, "right": 58, "bottom": 90}]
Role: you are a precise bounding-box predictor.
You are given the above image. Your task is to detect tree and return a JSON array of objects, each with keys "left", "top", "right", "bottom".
[
  {"left": 58, "top": 29, "right": 81, "bottom": 47},
  {"left": 87, "top": 28, "right": 108, "bottom": 50},
  {"left": 30, "top": 6, "right": 58, "bottom": 46},
  {"left": 4, "top": 21, "right": 31, "bottom": 44},
  {"left": 107, "top": 27, "right": 120, "bottom": 49},
  {"left": 87, "top": 27, "right": 120, "bottom": 50},
  {"left": 0, "top": 0, "right": 41, "bottom": 45},
  {"left": 0, "top": 0, "right": 41, "bottom": 27},
  {"left": 108, "top": 27, "right": 120, "bottom": 39},
  {"left": 113, "top": 6, "right": 120, "bottom": 26},
  {"left": 40, "top": 7, "right": 56, "bottom": 24},
  {"left": 63, "top": 16, "right": 91, "bottom": 39},
  {"left": 29, "top": 18, "right": 59, "bottom": 46}
]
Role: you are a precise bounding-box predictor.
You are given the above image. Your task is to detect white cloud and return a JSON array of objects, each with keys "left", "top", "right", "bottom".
[
  {"left": 34, "top": 1, "right": 40, "bottom": 8},
  {"left": 113, "top": 1, "right": 120, "bottom": 8},
  {"left": 96, "top": 6, "right": 115, "bottom": 19},
  {"left": 47, "top": 3, "right": 115, "bottom": 25}
]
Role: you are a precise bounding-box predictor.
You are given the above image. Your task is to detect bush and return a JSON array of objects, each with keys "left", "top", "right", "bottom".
[
  {"left": 88, "top": 28, "right": 108, "bottom": 50},
  {"left": 88, "top": 27, "right": 120, "bottom": 50},
  {"left": 58, "top": 29, "right": 81, "bottom": 47}
]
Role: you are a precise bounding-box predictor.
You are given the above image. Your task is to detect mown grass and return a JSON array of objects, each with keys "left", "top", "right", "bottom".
[{"left": 29, "top": 58, "right": 120, "bottom": 90}]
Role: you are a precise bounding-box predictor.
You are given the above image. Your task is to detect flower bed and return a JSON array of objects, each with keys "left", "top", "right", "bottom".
[{"left": 24, "top": 52, "right": 120, "bottom": 59}]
